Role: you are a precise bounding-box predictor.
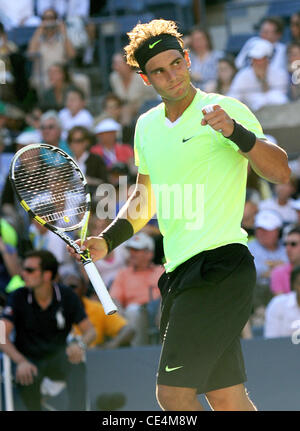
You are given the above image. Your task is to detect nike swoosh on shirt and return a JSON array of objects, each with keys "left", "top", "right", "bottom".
[
  {"left": 182, "top": 136, "right": 194, "bottom": 143},
  {"left": 149, "top": 39, "right": 162, "bottom": 49},
  {"left": 165, "top": 365, "right": 184, "bottom": 372}
]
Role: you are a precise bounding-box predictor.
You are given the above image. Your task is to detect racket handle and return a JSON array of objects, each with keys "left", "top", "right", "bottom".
[{"left": 83, "top": 261, "right": 118, "bottom": 315}]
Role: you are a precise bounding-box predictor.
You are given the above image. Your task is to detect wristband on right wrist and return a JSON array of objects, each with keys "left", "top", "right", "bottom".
[
  {"left": 99, "top": 218, "right": 134, "bottom": 254},
  {"left": 227, "top": 119, "right": 256, "bottom": 153}
]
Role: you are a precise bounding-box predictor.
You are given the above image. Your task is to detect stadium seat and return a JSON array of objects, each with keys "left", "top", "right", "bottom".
[
  {"left": 266, "top": 0, "right": 300, "bottom": 18},
  {"left": 103, "top": 0, "right": 145, "bottom": 15},
  {"left": 225, "top": 33, "right": 256, "bottom": 56},
  {"left": 6, "top": 26, "right": 37, "bottom": 48}
]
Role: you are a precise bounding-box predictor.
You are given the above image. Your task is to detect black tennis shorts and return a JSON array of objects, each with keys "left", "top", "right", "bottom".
[{"left": 156, "top": 243, "right": 256, "bottom": 394}]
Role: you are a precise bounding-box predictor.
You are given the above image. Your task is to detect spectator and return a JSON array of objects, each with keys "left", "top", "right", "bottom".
[
  {"left": 109, "top": 52, "right": 157, "bottom": 126},
  {"left": 0, "top": 217, "right": 20, "bottom": 298},
  {"left": 228, "top": 39, "right": 289, "bottom": 111},
  {"left": 27, "top": 7, "right": 76, "bottom": 92},
  {"left": 66, "top": 274, "right": 135, "bottom": 348},
  {"left": 36, "top": 0, "right": 90, "bottom": 21},
  {"left": 259, "top": 176, "right": 298, "bottom": 227},
  {"left": 0, "top": 0, "right": 40, "bottom": 30},
  {"left": 264, "top": 265, "right": 300, "bottom": 338},
  {"left": 40, "top": 63, "right": 77, "bottom": 111},
  {"left": 0, "top": 250, "right": 96, "bottom": 411},
  {"left": 270, "top": 226, "right": 300, "bottom": 296},
  {"left": 287, "top": 41, "right": 300, "bottom": 101},
  {"left": 291, "top": 199, "right": 300, "bottom": 225},
  {"left": 249, "top": 210, "right": 288, "bottom": 285},
  {"left": 0, "top": 134, "right": 14, "bottom": 196},
  {"left": 248, "top": 210, "right": 288, "bottom": 326},
  {"left": 290, "top": 12, "right": 300, "bottom": 43},
  {"left": 0, "top": 21, "right": 19, "bottom": 102},
  {"left": 109, "top": 233, "right": 164, "bottom": 346},
  {"left": 204, "top": 56, "right": 237, "bottom": 95},
  {"left": 67, "top": 126, "right": 108, "bottom": 196},
  {"left": 24, "top": 106, "right": 43, "bottom": 135},
  {"left": 235, "top": 17, "right": 287, "bottom": 71},
  {"left": 93, "top": 93, "right": 123, "bottom": 127},
  {"left": 40, "top": 110, "right": 71, "bottom": 154},
  {"left": 91, "top": 118, "right": 134, "bottom": 170},
  {"left": 187, "top": 26, "right": 222, "bottom": 90},
  {"left": 58, "top": 88, "right": 94, "bottom": 138}
]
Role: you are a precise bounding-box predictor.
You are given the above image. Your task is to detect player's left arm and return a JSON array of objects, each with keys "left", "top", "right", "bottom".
[{"left": 202, "top": 104, "right": 291, "bottom": 184}]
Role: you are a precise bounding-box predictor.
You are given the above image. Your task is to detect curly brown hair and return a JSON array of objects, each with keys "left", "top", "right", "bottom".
[{"left": 124, "top": 19, "right": 184, "bottom": 69}]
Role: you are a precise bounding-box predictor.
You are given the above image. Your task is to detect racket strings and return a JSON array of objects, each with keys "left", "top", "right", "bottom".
[{"left": 13, "top": 148, "right": 87, "bottom": 228}]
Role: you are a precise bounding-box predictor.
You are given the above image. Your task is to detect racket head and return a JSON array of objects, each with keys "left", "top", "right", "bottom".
[{"left": 9, "top": 143, "right": 91, "bottom": 233}]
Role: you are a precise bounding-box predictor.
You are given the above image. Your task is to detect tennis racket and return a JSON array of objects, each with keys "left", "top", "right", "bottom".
[{"left": 9, "top": 143, "right": 117, "bottom": 315}]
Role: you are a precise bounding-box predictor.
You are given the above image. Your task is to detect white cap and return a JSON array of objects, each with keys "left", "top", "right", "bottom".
[
  {"left": 125, "top": 233, "right": 155, "bottom": 251},
  {"left": 248, "top": 39, "right": 273, "bottom": 59},
  {"left": 16, "top": 130, "right": 41, "bottom": 145},
  {"left": 94, "top": 118, "right": 121, "bottom": 134},
  {"left": 254, "top": 210, "right": 283, "bottom": 230},
  {"left": 291, "top": 199, "right": 300, "bottom": 211}
]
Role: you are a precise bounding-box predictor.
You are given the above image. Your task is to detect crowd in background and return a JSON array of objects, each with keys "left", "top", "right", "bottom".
[{"left": 1, "top": 1, "right": 300, "bottom": 352}]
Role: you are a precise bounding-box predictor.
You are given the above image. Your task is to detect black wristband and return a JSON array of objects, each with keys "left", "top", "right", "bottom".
[
  {"left": 227, "top": 119, "right": 256, "bottom": 153},
  {"left": 99, "top": 219, "right": 134, "bottom": 254}
]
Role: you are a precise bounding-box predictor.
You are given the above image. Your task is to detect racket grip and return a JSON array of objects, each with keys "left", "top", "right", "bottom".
[{"left": 83, "top": 261, "right": 118, "bottom": 315}]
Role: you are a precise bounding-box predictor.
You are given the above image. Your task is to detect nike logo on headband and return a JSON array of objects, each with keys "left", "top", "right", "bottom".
[{"left": 149, "top": 39, "right": 162, "bottom": 49}]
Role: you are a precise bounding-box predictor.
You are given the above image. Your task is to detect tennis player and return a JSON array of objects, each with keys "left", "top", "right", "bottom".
[{"left": 68, "top": 19, "right": 290, "bottom": 410}]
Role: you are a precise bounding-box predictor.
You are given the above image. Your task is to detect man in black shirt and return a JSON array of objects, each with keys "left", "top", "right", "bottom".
[{"left": 0, "top": 250, "right": 96, "bottom": 411}]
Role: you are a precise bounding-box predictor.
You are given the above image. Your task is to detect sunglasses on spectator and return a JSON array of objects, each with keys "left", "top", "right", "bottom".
[
  {"left": 70, "top": 137, "right": 85, "bottom": 143},
  {"left": 23, "top": 267, "right": 40, "bottom": 273},
  {"left": 41, "top": 124, "right": 56, "bottom": 130},
  {"left": 283, "top": 241, "right": 300, "bottom": 247},
  {"left": 42, "top": 15, "right": 56, "bottom": 21}
]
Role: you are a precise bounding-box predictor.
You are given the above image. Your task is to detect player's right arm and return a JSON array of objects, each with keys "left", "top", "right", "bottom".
[
  {"left": 0, "top": 318, "right": 38, "bottom": 384},
  {"left": 68, "top": 173, "right": 156, "bottom": 262}
]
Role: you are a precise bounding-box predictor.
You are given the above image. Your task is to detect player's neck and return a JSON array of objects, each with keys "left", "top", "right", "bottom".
[{"left": 164, "top": 85, "right": 197, "bottom": 123}]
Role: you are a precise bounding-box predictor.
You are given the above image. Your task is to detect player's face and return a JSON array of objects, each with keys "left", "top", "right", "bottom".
[{"left": 145, "top": 49, "right": 191, "bottom": 102}]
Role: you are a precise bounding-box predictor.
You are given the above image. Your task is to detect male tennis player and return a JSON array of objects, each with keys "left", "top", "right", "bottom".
[{"left": 68, "top": 19, "right": 290, "bottom": 411}]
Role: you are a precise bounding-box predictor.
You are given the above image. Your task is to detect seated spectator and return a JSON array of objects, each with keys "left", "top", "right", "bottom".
[
  {"left": 109, "top": 52, "right": 157, "bottom": 126},
  {"left": 67, "top": 126, "right": 108, "bottom": 197},
  {"left": 93, "top": 93, "right": 123, "bottom": 127},
  {"left": 40, "top": 62, "right": 78, "bottom": 111},
  {"left": 40, "top": 110, "right": 71, "bottom": 154},
  {"left": 59, "top": 88, "right": 94, "bottom": 138},
  {"left": 109, "top": 233, "right": 164, "bottom": 346},
  {"left": 290, "top": 11, "right": 300, "bottom": 43},
  {"left": 0, "top": 21, "right": 19, "bottom": 102},
  {"left": 0, "top": 250, "right": 96, "bottom": 411},
  {"left": 27, "top": 7, "right": 76, "bottom": 92},
  {"left": 270, "top": 226, "right": 300, "bottom": 296},
  {"left": 242, "top": 189, "right": 259, "bottom": 240},
  {"left": 66, "top": 274, "right": 134, "bottom": 348},
  {"left": 187, "top": 26, "right": 222, "bottom": 90},
  {"left": 228, "top": 39, "right": 289, "bottom": 111},
  {"left": 248, "top": 210, "right": 288, "bottom": 326},
  {"left": 258, "top": 176, "right": 298, "bottom": 227},
  {"left": 235, "top": 17, "right": 287, "bottom": 71},
  {"left": 0, "top": 135, "right": 14, "bottom": 196},
  {"left": 264, "top": 265, "right": 300, "bottom": 338},
  {"left": 91, "top": 118, "right": 134, "bottom": 171},
  {"left": 204, "top": 56, "right": 237, "bottom": 95},
  {"left": 0, "top": 217, "right": 20, "bottom": 298},
  {"left": 24, "top": 106, "right": 43, "bottom": 135},
  {"left": 291, "top": 199, "right": 300, "bottom": 225},
  {"left": 0, "top": 0, "right": 40, "bottom": 30},
  {"left": 287, "top": 41, "right": 300, "bottom": 101}
]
